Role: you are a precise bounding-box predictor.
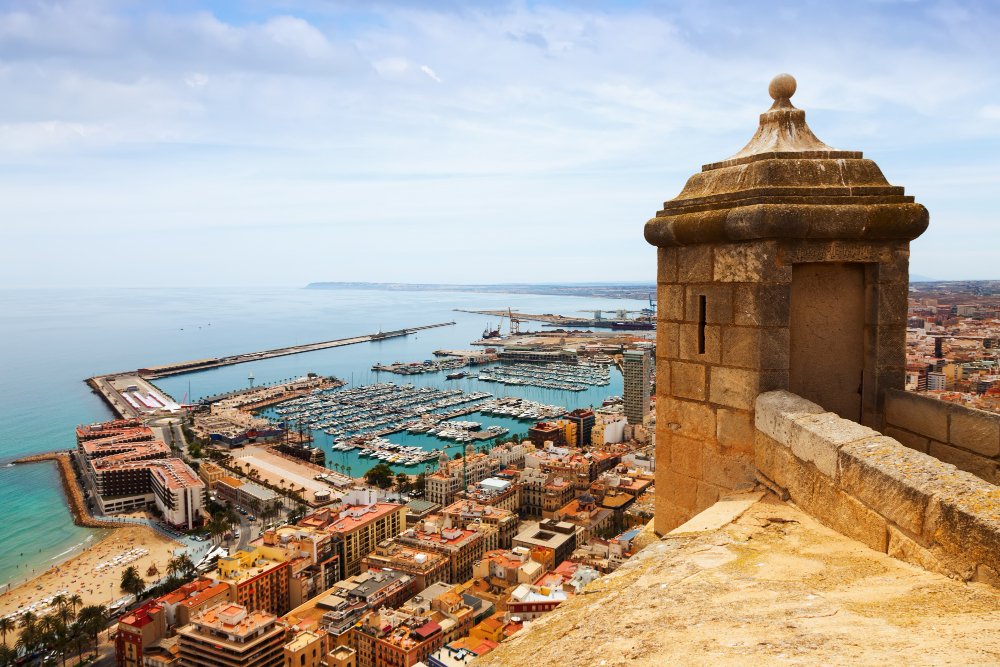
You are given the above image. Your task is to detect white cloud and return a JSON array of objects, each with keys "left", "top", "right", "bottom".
[
  {"left": 420, "top": 65, "right": 442, "bottom": 83},
  {"left": 1, "top": 1, "right": 1000, "bottom": 284}
]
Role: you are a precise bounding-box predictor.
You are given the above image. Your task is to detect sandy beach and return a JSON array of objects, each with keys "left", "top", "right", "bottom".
[{"left": 1, "top": 524, "right": 183, "bottom": 627}]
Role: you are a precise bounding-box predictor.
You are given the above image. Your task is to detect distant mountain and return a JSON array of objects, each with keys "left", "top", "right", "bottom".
[
  {"left": 910, "top": 274, "right": 937, "bottom": 282},
  {"left": 305, "top": 281, "right": 657, "bottom": 300}
]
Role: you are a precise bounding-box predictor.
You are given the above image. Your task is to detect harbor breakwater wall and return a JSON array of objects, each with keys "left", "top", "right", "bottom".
[{"left": 13, "top": 452, "right": 130, "bottom": 529}]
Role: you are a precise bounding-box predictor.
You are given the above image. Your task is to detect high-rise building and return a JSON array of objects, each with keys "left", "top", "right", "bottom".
[{"left": 623, "top": 350, "right": 651, "bottom": 425}]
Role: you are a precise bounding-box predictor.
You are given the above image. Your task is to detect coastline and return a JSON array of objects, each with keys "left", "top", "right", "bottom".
[
  {"left": 12, "top": 451, "right": 130, "bottom": 529},
  {"left": 1, "top": 524, "right": 183, "bottom": 627}
]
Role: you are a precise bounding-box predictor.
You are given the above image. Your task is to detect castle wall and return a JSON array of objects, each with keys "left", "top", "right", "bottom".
[
  {"left": 883, "top": 388, "right": 1000, "bottom": 485},
  {"left": 755, "top": 390, "right": 1000, "bottom": 586}
]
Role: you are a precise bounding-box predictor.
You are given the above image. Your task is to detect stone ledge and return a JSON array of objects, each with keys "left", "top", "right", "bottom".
[
  {"left": 474, "top": 495, "right": 1000, "bottom": 666},
  {"left": 756, "top": 390, "right": 1000, "bottom": 586}
]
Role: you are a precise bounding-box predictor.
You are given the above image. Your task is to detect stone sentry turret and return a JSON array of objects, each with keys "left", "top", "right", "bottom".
[{"left": 647, "top": 74, "right": 928, "bottom": 534}]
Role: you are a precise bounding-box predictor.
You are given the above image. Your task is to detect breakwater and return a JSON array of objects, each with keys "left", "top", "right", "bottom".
[{"left": 12, "top": 452, "right": 129, "bottom": 529}]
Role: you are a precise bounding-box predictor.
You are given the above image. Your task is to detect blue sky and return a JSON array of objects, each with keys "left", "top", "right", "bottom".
[{"left": 1, "top": 0, "right": 998, "bottom": 286}]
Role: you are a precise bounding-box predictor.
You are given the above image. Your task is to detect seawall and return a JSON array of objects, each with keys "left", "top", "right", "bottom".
[{"left": 12, "top": 452, "right": 129, "bottom": 529}]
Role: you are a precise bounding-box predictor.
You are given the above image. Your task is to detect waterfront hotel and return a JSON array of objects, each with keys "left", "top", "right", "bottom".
[{"left": 76, "top": 418, "right": 205, "bottom": 528}]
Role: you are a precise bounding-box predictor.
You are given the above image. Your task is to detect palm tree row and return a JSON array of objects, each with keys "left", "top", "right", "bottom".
[{"left": 0, "top": 596, "right": 109, "bottom": 667}]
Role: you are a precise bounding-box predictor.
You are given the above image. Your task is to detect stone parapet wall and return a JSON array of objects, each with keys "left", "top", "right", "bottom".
[
  {"left": 755, "top": 390, "right": 1000, "bottom": 586},
  {"left": 883, "top": 388, "right": 1000, "bottom": 485}
]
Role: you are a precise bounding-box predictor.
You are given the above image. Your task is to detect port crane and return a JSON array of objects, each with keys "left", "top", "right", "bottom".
[{"left": 508, "top": 308, "right": 522, "bottom": 335}]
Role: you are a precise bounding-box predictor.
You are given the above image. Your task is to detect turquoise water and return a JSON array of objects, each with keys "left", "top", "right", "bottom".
[{"left": 0, "top": 287, "right": 648, "bottom": 589}]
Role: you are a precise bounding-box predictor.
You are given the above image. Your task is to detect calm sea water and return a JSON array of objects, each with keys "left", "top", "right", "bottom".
[{"left": 0, "top": 287, "right": 649, "bottom": 589}]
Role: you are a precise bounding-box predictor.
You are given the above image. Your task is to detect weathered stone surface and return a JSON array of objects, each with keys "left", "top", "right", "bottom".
[
  {"left": 883, "top": 425, "right": 929, "bottom": 454},
  {"left": 884, "top": 389, "right": 948, "bottom": 442},
  {"left": 930, "top": 479, "right": 1000, "bottom": 574},
  {"left": 684, "top": 284, "right": 733, "bottom": 324},
  {"left": 716, "top": 408, "right": 754, "bottom": 453},
  {"left": 694, "top": 480, "right": 722, "bottom": 514},
  {"left": 656, "top": 246, "right": 677, "bottom": 284},
  {"left": 755, "top": 390, "right": 825, "bottom": 446},
  {"left": 676, "top": 244, "right": 711, "bottom": 282},
  {"left": 733, "top": 283, "right": 791, "bottom": 327},
  {"left": 713, "top": 242, "right": 785, "bottom": 283},
  {"left": 887, "top": 525, "right": 943, "bottom": 575},
  {"left": 656, "top": 320, "right": 679, "bottom": 361},
  {"left": 656, "top": 283, "right": 684, "bottom": 322},
  {"left": 721, "top": 325, "right": 789, "bottom": 370},
  {"left": 838, "top": 436, "right": 938, "bottom": 536},
  {"left": 709, "top": 367, "right": 785, "bottom": 410},
  {"left": 666, "top": 469, "right": 699, "bottom": 513},
  {"left": 810, "top": 473, "right": 889, "bottom": 553},
  {"left": 669, "top": 490, "right": 763, "bottom": 534},
  {"left": 950, "top": 405, "right": 1000, "bottom": 457},
  {"left": 678, "top": 322, "right": 720, "bottom": 363},
  {"left": 702, "top": 445, "right": 754, "bottom": 489},
  {"left": 660, "top": 397, "right": 716, "bottom": 442},
  {"left": 789, "top": 413, "right": 879, "bottom": 480},
  {"left": 671, "top": 361, "right": 706, "bottom": 401},
  {"left": 929, "top": 441, "right": 999, "bottom": 485},
  {"left": 479, "top": 495, "right": 1000, "bottom": 667},
  {"left": 669, "top": 434, "right": 704, "bottom": 479}
]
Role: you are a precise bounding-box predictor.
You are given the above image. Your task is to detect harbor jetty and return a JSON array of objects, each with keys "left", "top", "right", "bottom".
[
  {"left": 86, "top": 322, "right": 455, "bottom": 419},
  {"left": 11, "top": 452, "right": 129, "bottom": 529}
]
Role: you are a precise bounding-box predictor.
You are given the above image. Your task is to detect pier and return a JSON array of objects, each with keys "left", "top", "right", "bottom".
[
  {"left": 138, "top": 322, "right": 457, "bottom": 378},
  {"left": 86, "top": 322, "right": 456, "bottom": 419}
]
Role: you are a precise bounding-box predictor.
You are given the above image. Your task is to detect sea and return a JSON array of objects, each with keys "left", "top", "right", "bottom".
[{"left": 0, "top": 286, "right": 650, "bottom": 590}]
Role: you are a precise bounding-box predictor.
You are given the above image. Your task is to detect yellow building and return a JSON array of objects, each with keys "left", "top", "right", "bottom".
[
  {"left": 207, "top": 545, "right": 291, "bottom": 616},
  {"left": 298, "top": 489, "right": 406, "bottom": 578},
  {"left": 284, "top": 629, "right": 326, "bottom": 667},
  {"left": 198, "top": 461, "right": 225, "bottom": 488}
]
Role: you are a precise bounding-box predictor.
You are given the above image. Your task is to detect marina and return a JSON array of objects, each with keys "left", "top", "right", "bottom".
[{"left": 476, "top": 361, "right": 612, "bottom": 390}]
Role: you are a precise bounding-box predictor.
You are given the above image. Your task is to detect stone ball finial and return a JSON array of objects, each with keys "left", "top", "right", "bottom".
[{"left": 768, "top": 73, "right": 796, "bottom": 100}]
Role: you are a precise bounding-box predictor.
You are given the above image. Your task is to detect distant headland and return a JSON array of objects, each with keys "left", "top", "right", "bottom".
[{"left": 305, "top": 281, "right": 658, "bottom": 300}]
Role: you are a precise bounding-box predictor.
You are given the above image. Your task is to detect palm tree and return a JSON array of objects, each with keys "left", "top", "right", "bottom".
[
  {"left": 120, "top": 565, "right": 146, "bottom": 599},
  {"left": 51, "top": 594, "right": 68, "bottom": 611},
  {"left": 208, "top": 512, "right": 229, "bottom": 545},
  {"left": 69, "top": 621, "right": 89, "bottom": 665},
  {"left": 0, "top": 645, "right": 17, "bottom": 667},
  {"left": 79, "top": 605, "right": 109, "bottom": 658},
  {"left": 18, "top": 611, "right": 37, "bottom": 633},
  {"left": 0, "top": 617, "right": 13, "bottom": 646},
  {"left": 67, "top": 594, "right": 83, "bottom": 618},
  {"left": 54, "top": 606, "right": 74, "bottom": 632}
]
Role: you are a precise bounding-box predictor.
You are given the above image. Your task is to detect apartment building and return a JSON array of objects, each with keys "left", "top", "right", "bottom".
[
  {"left": 362, "top": 541, "right": 451, "bottom": 591},
  {"left": 348, "top": 607, "right": 445, "bottom": 667},
  {"left": 426, "top": 453, "right": 498, "bottom": 507},
  {"left": 299, "top": 488, "right": 406, "bottom": 578},
  {"left": 442, "top": 500, "right": 518, "bottom": 551},
  {"left": 176, "top": 603, "right": 286, "bottom": 667},
  {"left": 254, "top": 524, "right": 342, "bottom": 608},
  {"left": 206, "top": 546, "right": 291, "bottom": 616},
  {"left": 393, "top": 518, "right": 485, "bottom": 585}
]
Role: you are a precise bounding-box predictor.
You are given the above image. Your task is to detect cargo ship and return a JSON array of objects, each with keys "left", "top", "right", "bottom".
[{"left": 610, "top": 321, "right": 654, "bottom": 330}]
